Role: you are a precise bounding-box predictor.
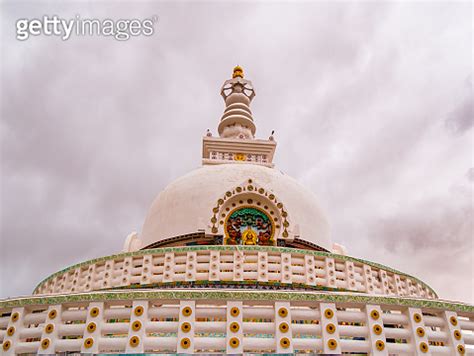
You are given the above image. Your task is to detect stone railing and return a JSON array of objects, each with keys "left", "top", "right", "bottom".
[
  {"left": 1, "top": 290, "right": 472, "bottom": 355},
  {"left": 33, "top": 246, "right": 437, "bottom": 299}
]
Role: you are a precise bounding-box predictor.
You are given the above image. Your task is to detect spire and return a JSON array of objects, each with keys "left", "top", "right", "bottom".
[
  {"left": 218, "top": 66, "right": 256, "bottom": 139},
  {"left": 202, "top": 67, "right": 276, "bottom": 167}
]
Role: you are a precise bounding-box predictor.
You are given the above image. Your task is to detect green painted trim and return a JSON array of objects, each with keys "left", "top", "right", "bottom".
[
  {"left": 2, "top": 289, "right": 471, "bottom": 313},
  {"left": 33, "top": 245, "right": 437, "bottom": 297},
  {"left": 107, "top": 280, "right": 355, "bottom": 294}
]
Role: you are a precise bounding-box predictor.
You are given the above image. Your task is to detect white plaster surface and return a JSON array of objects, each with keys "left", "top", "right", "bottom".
[{"left": 140, "top": 163, "right": 331, "bottom": 249}]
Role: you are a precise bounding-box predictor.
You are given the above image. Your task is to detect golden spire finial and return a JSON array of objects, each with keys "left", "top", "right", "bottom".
[{"left": 232, "top": 65, "right": 244, "bottom": 78}]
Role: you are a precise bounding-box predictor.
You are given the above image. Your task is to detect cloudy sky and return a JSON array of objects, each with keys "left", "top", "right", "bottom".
[{"left": 1, "top": 1, "right": 472, "bottom": 303}]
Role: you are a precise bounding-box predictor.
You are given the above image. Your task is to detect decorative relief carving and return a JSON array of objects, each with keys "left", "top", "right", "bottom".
[
  {"left": 225, "top": 207, "right": 274, "bottom": 246},
  {"left": 210, "top": 179, "right": 291, "bottom": 243},
  {"left": 209, "top": 151, "right": 268, "bottom": 164}
]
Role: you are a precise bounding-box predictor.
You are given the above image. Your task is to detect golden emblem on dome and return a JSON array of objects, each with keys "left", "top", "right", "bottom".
[
  {"left": 234, "top": 153, "right": 246, "bottom": 161},
  {"left": 242, "top": 226, "right": 258, "bottom": 245},
  {"left": 232, "top": 65, "right": 244, "bottom": 78}
]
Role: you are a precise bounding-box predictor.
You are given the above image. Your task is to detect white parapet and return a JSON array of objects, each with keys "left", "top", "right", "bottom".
[
  {"left": 33, "top": 246, "right": 438, "bottom": 299},
  {"left": 0, "top": 289, "right": 473, "bottom": 355}
]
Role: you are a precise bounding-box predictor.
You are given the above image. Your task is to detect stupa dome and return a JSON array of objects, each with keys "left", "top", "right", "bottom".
[{"left": 140, "top": 163, "right": 331, "bottom": 250}]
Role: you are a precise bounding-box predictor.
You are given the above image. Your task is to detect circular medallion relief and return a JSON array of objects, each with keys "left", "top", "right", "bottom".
[
  {"left": 234, "top": 153, "right": 246, "bottom": 161},
  {"left": 224, "top": 207, "right": 275, "bottom": 246}
]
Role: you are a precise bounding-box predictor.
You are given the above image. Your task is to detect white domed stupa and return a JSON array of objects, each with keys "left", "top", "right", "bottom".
[{"left": 1, "top": 67, "right": 473, "bottom": 355}]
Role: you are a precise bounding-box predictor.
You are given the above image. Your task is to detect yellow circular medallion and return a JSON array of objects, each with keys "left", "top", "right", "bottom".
[
  {"left": 230, "top": 322, "right": 240, "bottom": 333},
  {"left": 370, "top": 310, "right": 380, "bottom": 320},
  {"left": 229, "top": 337, "right": 240, "bottom": 348},
  {"left": 326, "top": 323, "right": 336, "bottom": 334},
  {"left": 416, "top": 327, "right": 425, "bottom": 337},
  {"left": 45, "top": 323, "right": 54, "bottom": 334},
  {"left": 129, "top": 336, "right": 140, "bottom": 348},
  {"left": 278, "top": 307, "right": 288, "bottom": 318},
  {"left": 279, "top": 322, "right": 289, "bottom": 333},
  {"left": 41, "top": 338, "right": 50, "bottom": 350},
  {"left": 89, "top": 307, "right": 100, "bottom": 318},
  {"left": 134, "top": 306, "right": 144, "bottom": 317},
  {"left": 84, "top": 338, "right": 94, "bottom": 349},
  {"left": 181, "top": 337, "right": 191, "bottom": 349},
  {"left": 181, "top": 322, "right": 191, "bottom": 333},
  {"left": 324, "top": 309, "right": 334, "bottom": 319},
  {"left": 87, "top": 322, "right": 97, "bottom": 333},
  {"left": 48, "top": 310, "right": 57, "bottom": 320},
  {"left": 280, "top": 337, "right": 290, "bottom": 349},
  {"left": 373, "top": 324, "right": 382, "bottom": 335},
  {"left": 11, "top": 312, "right": 20, "bottom": 322},
  {"left": 182, "top": 306, "right": 193, "bottom": 317},
  {"left": 132, "top": 320, "right": 142, "bottom": 332},
  {"left": 419, "top": 342, "right": 429, "bottom": 353},
  {"left": 327, "top": 338, "right": 338, "bottom": 350},
  {"left": 230, "top": 307, "right": 240, "bottom": 317},
  {"left": 3, "top": 340, "right": 11, "bottom": 351}
]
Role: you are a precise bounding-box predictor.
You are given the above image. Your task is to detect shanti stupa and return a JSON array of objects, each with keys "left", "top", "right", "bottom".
[{"left": 1, "top": 67, "right": 473, "bottom": 355}]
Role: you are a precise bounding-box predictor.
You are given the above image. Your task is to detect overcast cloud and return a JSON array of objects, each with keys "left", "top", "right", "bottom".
[{"left": 0, "top": 1, "right": 472, "bottom": 303}]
